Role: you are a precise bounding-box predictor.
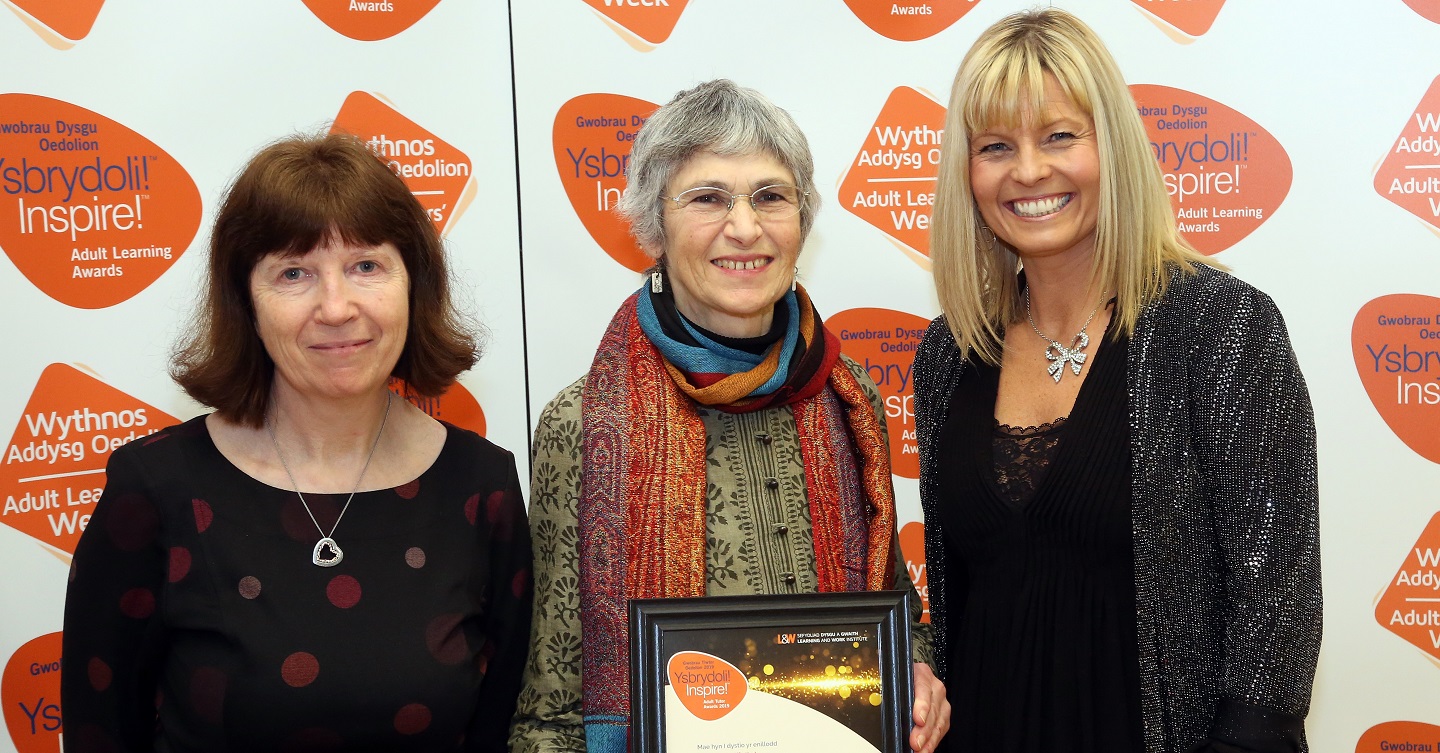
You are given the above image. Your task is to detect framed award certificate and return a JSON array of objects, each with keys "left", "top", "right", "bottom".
[{"left": 629, "top": 591, "right": 913, "bottom": 753}]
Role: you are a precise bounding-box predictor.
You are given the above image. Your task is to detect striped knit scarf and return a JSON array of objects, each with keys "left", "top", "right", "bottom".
[{"left": 577, "top": 285, "right": 897, "bottom": 753}]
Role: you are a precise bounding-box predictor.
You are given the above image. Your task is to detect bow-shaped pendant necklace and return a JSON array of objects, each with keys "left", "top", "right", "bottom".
[{"left": 1025, "top": 287, "right": 1106, "bottom": 384}]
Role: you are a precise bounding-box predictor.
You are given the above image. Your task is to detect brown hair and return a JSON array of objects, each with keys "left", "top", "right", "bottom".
[{"left": 171, "top": 132, "right": 480, "bottom": 426}]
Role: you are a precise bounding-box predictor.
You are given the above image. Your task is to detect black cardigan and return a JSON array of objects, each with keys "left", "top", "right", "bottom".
[{"left": 913, "top": 264, "right": 1321, "bottom": 753}]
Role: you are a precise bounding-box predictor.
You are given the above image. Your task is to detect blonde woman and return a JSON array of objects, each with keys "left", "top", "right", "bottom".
[{"left": 915, "top": 10, "right": 1319, "bottom": 753}]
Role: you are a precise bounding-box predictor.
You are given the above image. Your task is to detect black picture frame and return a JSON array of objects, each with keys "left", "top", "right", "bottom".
[{"left": 629, "top": 590, "right": 913, "bottom": 753}]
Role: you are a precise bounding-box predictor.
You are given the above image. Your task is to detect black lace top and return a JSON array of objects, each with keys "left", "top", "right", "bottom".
[
  {"left": 934, "top": 331, "right": 1145, "bottom": 753},
  {"left": 991, "top": 417, "right": 1066, "bottom": 505}
]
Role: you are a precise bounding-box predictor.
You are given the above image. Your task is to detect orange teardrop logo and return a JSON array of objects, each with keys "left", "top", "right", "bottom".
[
  {"left": 1, "top": 632, "right": 63, "bottom": 752},
  {"left": 0, "top": 364, "right": 179, "bottom": 556},
  {"left": 1401, "top": 0, "right": 1440, "bottom": 23},
  {"left": 1355, "top": 721, "right": 1440, "bottom": 753},
  {"left": 667, "top": 651, "right": 747, "bottom": 721},
  {"left": 841, "top": 0, "right": 977, "bottom": 42},
  {"left": 3, "top": 0, "right": 105, "bottom": 47},
  {"left": 1130, "top": 0, "right": 1226, "bottom": 42},
  {"left": 389, "top": 378, "right": 487, "bottom": 437},
  {"left": 552, "top": 93, "right": 658, "bottom": 272},
  {"left": 1350, "top": 295, "right": 1440, "bottom": 464},
  {"left": 899, "top": 521, "right": 929, "bottom": 623},
  {"left": 1131, "top": 85, "right": 1290, "bottom": 256},
  {"left": 332, "top": 92, "right": 475, "bottom": 236},
  {"left": 837, "top": 87, "right": 947, "bottom": 267},
  {"left": 829, "top": 308, "right": 930, "bottom": 479},
  {"left": 0, "top": 94, "right": 200, "bottom": 309},
  {"left": 1374, "top": 512, "right": 1440, "bottom": 663},
  {"left": 580, "top": 0, "right": 689, "bottom": 50},
  {"left": 1373, "top": 75, "right": 1440, "bottom": 238},
  {"left": 300, "top": 0, "right": 442, "bottom": 41}
]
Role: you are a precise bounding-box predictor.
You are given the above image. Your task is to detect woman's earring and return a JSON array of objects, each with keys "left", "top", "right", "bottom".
[
  {"left": 650, "top": 267, "right": 664, "bottom": 294},
  {"left": 978, "top": 224, "right": 997, "bottom": 248},
  {"left": 792, "top": 266, "right": 799, "bottom": 292}
]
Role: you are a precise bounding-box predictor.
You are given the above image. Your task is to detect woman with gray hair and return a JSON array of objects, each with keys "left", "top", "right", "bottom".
[{"left": 509, "top": 79, "right": 949, "bottom": 753}]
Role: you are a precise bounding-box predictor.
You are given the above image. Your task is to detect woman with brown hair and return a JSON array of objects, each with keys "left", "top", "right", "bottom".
[{"left": 62, "top": 133, "right": 531, "bottom": 753}]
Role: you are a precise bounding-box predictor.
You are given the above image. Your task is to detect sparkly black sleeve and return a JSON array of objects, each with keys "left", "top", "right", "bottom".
[
  {"left": 911, "top": 317, "right": 968, "bottom": 684},
  {"left": 1187, "top": 282, "right": 1320, "bottom": 751}
]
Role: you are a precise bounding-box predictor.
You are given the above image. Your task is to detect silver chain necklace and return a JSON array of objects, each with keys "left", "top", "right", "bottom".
[
  {"left": 1025, "top": 287, "right": 1106, "bottom": 384},
  {"left": 267, "top": 391, "right": 392, "bottom": 567}
]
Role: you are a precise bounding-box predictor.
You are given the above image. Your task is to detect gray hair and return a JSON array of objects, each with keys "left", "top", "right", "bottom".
[{"left": 617, "top": 79, "right": 820, "bottom": 254}]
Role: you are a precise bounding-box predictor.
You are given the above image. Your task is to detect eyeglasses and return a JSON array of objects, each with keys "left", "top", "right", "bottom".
[{"left": 662, "top": 184, "right": 807, "bottom": 222}]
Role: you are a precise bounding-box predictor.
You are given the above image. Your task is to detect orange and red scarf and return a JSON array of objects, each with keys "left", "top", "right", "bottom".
[{"left": 577, "top": 285, "right": 897, "bottom": 751}]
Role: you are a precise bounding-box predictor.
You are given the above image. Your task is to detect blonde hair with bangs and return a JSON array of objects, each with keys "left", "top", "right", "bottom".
[{"left": 930, "top": 8, "right": 1214, "bottom": 365}]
